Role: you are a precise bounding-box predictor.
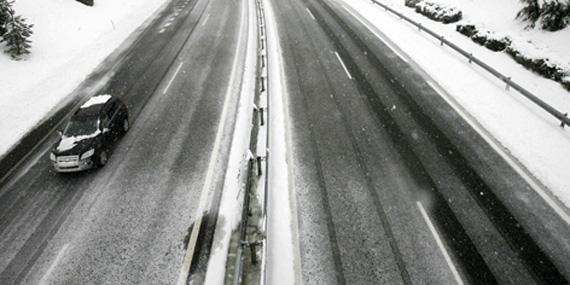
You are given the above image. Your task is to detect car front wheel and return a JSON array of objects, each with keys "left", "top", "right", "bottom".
[{"left": 96, "top": 150, "right": 108, "bottom": 167}]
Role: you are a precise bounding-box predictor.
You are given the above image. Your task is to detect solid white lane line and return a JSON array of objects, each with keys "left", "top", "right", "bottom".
[
  {"left": 38, "top": 243, "right": 70, "bottom": 285},
  {"left": 162, "top": 62, "right": 184, "bottom": 95},
  {"left": 417, "top": 201, "right": 465, "bottom": 285},
  {"left": 306, "top": 8, "right": 316, "bottom": 20},
  {"left": 426, "top": 81, "right": 446, "bottom": 97},
  {"left": 334, "top": 51, "right": 352, "bottom": 79},
  {"left": 342, "top": 4, "right": 409, "bottom": 63},
  {"left": 201, "top": 14, "right": 210, "bottom": 26}
]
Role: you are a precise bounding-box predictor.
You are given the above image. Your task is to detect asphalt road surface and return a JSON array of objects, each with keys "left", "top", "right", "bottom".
[
  {"left": 0, "top": 0, "right": 248, "bottom": 283},
  {"left": 2, "top": 0, "right": 570, "bottom": 283},
  {"left": 268, "top": 0, "right": 570, "bottom": 284}
]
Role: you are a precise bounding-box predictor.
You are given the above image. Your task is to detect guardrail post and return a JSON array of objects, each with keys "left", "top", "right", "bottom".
[
  {"left": 468, "top": 53, "right": 473, "bottom": 63},
  {"left": 250, "top": 242, "right": 258, "bottom": 265},
  {"left": 256, "top": 156, "right": 262, "bottom": 176},
  {"left": 562, "top": 113, "right": 568, "bottom": 128},
  {"left": 440, "top": 35, "right": 445, "bottom": 46},
  {"left": 259, "top": 76, "right": 265, "bottom": 92},
  {"left": 505, "top": 77, "right": 511, "bottom": 91}
]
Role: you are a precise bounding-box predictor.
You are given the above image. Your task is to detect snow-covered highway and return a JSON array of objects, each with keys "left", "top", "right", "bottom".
[
  {"left": 266, "top": 0, "right": 570, "bottom": 283},
  {"left": 0, "top": 0, "right": 570, "bottom": 283},
  {"left": 0, "top": 0, "right": 252, "bottom": 283}
]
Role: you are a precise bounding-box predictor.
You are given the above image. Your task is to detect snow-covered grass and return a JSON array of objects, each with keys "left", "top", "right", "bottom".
[
  {"left": 340, "top": 0, "right": 570, "bottom": 209},
  {"left": 0, "top": 0, "right": 168, "bottom": 159}
]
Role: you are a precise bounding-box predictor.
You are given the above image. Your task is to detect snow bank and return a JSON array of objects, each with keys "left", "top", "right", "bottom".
[{"left": 0, "top": 0, "right": 168, "bottom": 157}]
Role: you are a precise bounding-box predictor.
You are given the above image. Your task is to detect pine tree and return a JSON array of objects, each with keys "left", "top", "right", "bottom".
[
  {"left": 0, "top": 0, "right": 33, "bottom": 60},
  {"left": 0, "top": 0, "right": 10, "bottom": 36},
  {"left": 517, "top": 0, "right": 570, "bottom": 31},
  {"left": 517, "top": 0, "right": 541, "bottom": 27},
  {"left": 3, "top": 15, "right": 33, "bottom": 59},
  {"left": 540, "top": 0, "right": 570, "bottom": 31}
]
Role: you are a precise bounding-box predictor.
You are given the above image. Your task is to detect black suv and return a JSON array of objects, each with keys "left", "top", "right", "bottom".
[{"left": 50, "top": 94, "right": 129, "bottom": 172}]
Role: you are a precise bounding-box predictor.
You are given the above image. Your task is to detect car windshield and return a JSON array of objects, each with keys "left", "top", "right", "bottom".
[{"left": 63, "top": 118, "right": 99, "bottom": 137}]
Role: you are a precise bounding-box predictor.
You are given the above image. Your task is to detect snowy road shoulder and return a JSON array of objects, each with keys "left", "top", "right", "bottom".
[{"left": 338, "top": 0, "right": 570, "bottom": 211}]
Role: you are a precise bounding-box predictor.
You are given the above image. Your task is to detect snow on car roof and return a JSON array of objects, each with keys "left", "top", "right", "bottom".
[{"left": 80, "top": 94, "right": 112, "bottom": 109}]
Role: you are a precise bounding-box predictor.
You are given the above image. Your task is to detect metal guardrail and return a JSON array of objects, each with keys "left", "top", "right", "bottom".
[
  {"left": 370, "top": 0, "right": 570, "bottom": 128},
  {"left": 233, "top": 0, "right": 269, "bottom": 283}
]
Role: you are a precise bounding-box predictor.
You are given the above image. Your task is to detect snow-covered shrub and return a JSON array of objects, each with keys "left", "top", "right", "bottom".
[
  {"left": 471, "top": 32, "right": 488, "bottom": 46},
  {"left": 0, "top": 0, "right": 33, "bottom": 60},
  {"left": 517, "top": 0, "right": 570, "bottom": 31},
  {"left": 456, "top": 24, "right": 478, "bottom": 37},
  {"left": 484, "top": 37, "right": 512, "bottom": 52},
  {"left": 456, "top": 23, "right": 570, "bottom": 89},
  {"left": 76, "top": 0, "right": 94, "bottom": 7},
  {"left": 456, "top": 25, "right": 511, "bottom": 52},
  {"left": 413, "top": 1, "right": 462, "bottom": 24},
  {"left": 405, "top": 0, "right": 421, "bottom": 8},
  {"left": 506, "top": 46, "right": 567, "bottom": 81}
]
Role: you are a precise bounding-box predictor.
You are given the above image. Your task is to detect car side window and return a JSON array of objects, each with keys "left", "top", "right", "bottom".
[
  {"left": 107, "top": 101, "right": 118, "bottom": 119},
  {"left": 100, "top": 114, "right": 109, "bottom": 129}
]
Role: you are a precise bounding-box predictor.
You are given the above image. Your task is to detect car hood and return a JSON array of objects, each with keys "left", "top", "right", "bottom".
[{"left": 52, "top": 133, "right": 99, "bottom": 156}]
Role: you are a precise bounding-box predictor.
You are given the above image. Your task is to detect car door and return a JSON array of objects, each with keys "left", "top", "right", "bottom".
[
  {"left": 100, "top": 112, "right": 112, "bottom": 144},
  {"left": 106, "top": 101, "right": 120, "bottom": 136}
]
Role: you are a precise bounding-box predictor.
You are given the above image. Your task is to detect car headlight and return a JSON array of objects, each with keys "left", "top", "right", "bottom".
[
  {"left": 80, "top": 149, "right": 95, "bottom": 160},
  {"left": 50, "top": 153, "right": 56, "bottom": 161}
]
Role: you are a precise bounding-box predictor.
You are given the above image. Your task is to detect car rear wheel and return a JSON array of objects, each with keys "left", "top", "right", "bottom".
[
  {"left": 96, "top": 150, "right": 108, "bottom": 167},
  {"left": 122, "top": 118, "right": 129, "bottom": 134}
]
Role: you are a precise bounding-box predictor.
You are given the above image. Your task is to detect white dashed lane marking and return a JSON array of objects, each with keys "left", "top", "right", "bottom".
[
  {"left": 163, "top": 62, "right": 185, "bottom": 94},
  {"left": 335, "top": 51, "right": 353, "bottom": 79},
  {"left": 306, "top": 8, "right": 315, "bottom": 20},
  {"left": 201, "top": 14, "right": 210, "bottom": 27}
]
